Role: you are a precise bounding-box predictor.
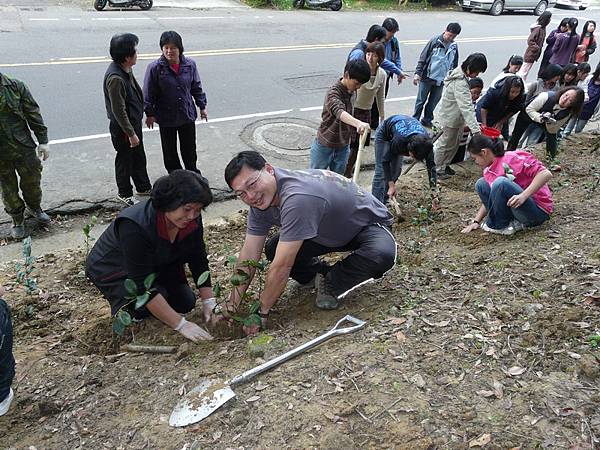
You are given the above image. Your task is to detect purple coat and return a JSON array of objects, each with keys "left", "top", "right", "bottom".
[
  {"left": 143, "top": 55, "right": 207, "bottom": 128},
  {"left": 550, "top": 32, "right": 579, "bottom": 66}
]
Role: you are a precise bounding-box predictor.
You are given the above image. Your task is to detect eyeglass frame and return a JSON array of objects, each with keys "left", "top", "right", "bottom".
[{"left": 234, "top": 168, "right": 265, "bottom": 200}]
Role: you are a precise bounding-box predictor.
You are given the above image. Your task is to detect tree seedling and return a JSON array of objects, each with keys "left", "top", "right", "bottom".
[
  {"left": 82, "top": 215, "right": 98, "bottom": 256},
  {"left": 112, "top": 273, "right": 156, "bottom": 336},
  {"left": 15, "top": 237, "right": 38, "bottom": 296}
]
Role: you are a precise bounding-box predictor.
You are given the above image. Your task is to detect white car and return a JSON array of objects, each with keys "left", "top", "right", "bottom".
[
  {"left": 457, "top": 0, "right": 556, "bottom": 15},
  {"left": 555, "top": 0, "right": 589, "bottom": 10}
]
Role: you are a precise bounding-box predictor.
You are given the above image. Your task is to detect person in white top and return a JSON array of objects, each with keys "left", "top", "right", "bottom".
[{"left": 490, "top": 55, "right": 523, "bottom": 87}]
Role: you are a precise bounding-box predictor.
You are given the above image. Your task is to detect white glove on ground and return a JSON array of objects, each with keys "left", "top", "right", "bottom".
[
  {"left": 202, "top": 298, "right": 217, "bottom": 323},
  {"left": 37, "top": 144, "right": 50, "bottom": 161},
  {"left": 174, "top": 317, "right": 213, "bottom": 342}
]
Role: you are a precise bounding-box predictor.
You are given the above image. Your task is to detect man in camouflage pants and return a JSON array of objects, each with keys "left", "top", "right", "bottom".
[{"left": 0, "top": 72, "right": 51, "bottom": 239}]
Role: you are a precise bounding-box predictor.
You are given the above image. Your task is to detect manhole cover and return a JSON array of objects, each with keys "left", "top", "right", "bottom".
[
  {"left": 240, "top": 118, "right": 318, "bottom": 159},
  {"left": 284, "top": 72, "right": 339, "bottom": 92}
]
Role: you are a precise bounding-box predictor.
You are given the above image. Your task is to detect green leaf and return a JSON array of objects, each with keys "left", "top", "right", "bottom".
[
  {"left": 213, "top": 281, "right": 221, "bottom": 298},
  {"left": 196, "top": 271, "right": 210, "bottom": 286},
  {"left": 91, "top": 215, "right": 98, "bottom": 225},
  {"left": 112, "top": 319, "right": 125, "bottom": 336},
  {"left": 230, "top": 274, "right": 243, "bottom": 286},
  {"left": 225, "top": 255, "right": 238, "bottom": 266},
  {"left": 243, "top": 314, "right": 262, "bottom": 327},
  {"left": 231, "top": 315, "right": 244, "bottom": 323},
  {"left": 248, "top": 301, "right": 260, "bottom": 314},
  {"left": 135, "top": 292, "right": 150, "bottom": 310},
  {"left": 143, "top": 273, "right": 156, "bottom": 290},
  {"left": 124, "top": 278, "right": 138, "bottom": 296},
  {"left": 117, "top": 310, "right": 132, "bottom": 326}
]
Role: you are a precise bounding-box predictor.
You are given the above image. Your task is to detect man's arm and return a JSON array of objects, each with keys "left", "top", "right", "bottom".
[
  {"left": 415, "top": 38, "right": 434, "bottom": 77},
  {"left": 19, "top": 82, "right": 48, "bottom": 145},
  {"left": 380, "top": 58, "right": 402, "bottom": 76},
  {"left": 258, "top": 240, "right": 303, "bottom": 313}
]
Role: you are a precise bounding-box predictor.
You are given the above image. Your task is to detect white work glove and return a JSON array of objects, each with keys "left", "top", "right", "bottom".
[
  {"left": 202, "top": 297, "right": 217, "bottom": 323},
  {"left": 37, "top": 143, "right": 50, "bottom": 161},
  {"left": 174, "top": 317, "right": 213, "bottom": 342}
]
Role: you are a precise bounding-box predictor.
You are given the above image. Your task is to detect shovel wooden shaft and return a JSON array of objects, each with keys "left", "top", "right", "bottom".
[
  {"left": 352, "top": 130, "right": 369, "bottom": 184},
  {"left": 229, "top": 315, "right": 366, "bottom": 386}
]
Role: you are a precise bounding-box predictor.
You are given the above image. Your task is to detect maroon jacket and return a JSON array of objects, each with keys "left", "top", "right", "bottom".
[{"left": 524, "top": 24, "right": 546, "bottom": 63}]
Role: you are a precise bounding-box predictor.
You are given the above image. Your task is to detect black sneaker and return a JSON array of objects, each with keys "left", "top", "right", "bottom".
[
  {"left": 445, "top": 166, "right": 456, "bottom": 176},
  {"left": 315, "top": 274, "right": 339, "bottom": 310},
  {"left": 31, "top": 208, "right": 50, "bottom": 224}
]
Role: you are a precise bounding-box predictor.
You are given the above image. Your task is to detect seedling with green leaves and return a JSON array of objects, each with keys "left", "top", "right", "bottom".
[
  {"left": 82, "top": 215, "right": 98, "bottom": 256},
  {"left": 589, "top": 335, "right": 600, "bottom": 349},
  {"left": 112, "top": 273, "right": 157, "bottom": 336},
  {"left": 202, "top": 255, "right": 269, "bottom": 329},
  {"left": 15, "top": 237, "right": 38, "bottom": 295}
]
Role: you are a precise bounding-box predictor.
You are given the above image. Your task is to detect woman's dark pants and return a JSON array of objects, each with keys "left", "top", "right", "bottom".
[{"left": 0, "top": 298, "right": 15, "bottom": 402}]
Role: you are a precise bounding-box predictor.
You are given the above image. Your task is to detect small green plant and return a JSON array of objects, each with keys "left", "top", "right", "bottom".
[
  {"left": 112, "top": 273, "right": 156, "bottom": 336},
  {"left": 207, "top": 256, "right": 269, "bottom": 329},
  {"left": 15, "top": 237, "right": 38, "bottom": 295},
  {"left": 82, "top": 215, "right": 98, "bottom": 256},
  {"left": 589, "top": 335, "right": 600, "bottom": 349}
]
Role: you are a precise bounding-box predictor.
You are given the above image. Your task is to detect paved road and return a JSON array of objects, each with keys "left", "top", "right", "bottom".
[{"left": 0, "top": 2, "right": 599, "bottom": 225}]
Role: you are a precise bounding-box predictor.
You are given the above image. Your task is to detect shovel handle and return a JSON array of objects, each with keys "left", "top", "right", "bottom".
[
  {"left": 352, "top": 129, "right": 369, "bottom": 184},
  {"left": 229, "top": 315, "right": 366, "bottom": 386}
]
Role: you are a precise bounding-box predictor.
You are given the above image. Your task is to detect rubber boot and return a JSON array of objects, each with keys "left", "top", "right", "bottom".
[{"left": 10, "top": 214, "right": 25, "bottom": 240}]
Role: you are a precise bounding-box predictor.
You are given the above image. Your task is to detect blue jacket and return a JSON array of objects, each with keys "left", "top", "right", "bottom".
[
  {"left": 384, "top": 37, "right": 402, "bottom": 77},
  {"left": 143, "top": 55, "right": 207, "bottom": 128},
  {"left": 415, "top": 34, "right": 459, "bottom": 86},
  {"left": 348, "top": 40, "right": 402, "bottom": 76},
  {"left": 380, "top": 115, "right": 437, "bottom": 186}
]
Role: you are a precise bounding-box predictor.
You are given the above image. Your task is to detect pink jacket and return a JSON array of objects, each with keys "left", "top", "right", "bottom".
[{"left": 483, "top": 151, "right": 553, "bottom": 214}]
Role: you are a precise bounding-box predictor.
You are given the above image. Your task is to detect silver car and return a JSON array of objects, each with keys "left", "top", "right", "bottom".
[{"left": 457, "top": 0, "right": 556, "bottom": 15}]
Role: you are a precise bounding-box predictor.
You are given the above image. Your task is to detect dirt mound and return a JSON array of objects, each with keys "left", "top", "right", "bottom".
[{"left": 1, "top": 136, "right": 599, "bottom": 449}]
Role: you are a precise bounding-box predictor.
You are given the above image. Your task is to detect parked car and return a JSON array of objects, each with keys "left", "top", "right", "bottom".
[
  {"left": 555, "top": 0, "right": 588, "bottom": 9},
  {"left": 457, "top": 0, "right": 556, "bottom": 15}
]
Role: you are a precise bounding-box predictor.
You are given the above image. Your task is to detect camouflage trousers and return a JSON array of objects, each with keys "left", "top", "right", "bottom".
[{"left": 0, "top": 149, "right": 43, "bottom": 218}]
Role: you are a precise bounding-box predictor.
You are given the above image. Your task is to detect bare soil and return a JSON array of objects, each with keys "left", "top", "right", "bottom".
[{"left": 1, "top": 135, "right": 600, "bottom": 449}]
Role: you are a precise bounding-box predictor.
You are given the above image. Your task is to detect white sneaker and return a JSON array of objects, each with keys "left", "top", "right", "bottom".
[
  {"left": 510, "top": 220, "right": 526, "bottom": 233},
  {"left": 0, "top": 388, "right": 14, "bottom": 416},
  {"left": 482, "top": 222, "right": 516, "bottom": 236},
  {"left": 117, "top": 195, "right": 139, "bottom": 207}
]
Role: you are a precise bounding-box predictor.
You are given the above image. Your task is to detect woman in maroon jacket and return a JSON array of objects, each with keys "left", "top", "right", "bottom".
[
  {"left": 520, "top": 11, "right": 552, "bottom": 81},
  {"left": 143, "top": 31, "right": 208, "bottom": 174}
]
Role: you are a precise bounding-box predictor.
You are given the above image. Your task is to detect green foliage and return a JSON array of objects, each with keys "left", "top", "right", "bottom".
[
  {"left": 112, "top": 273, "right": 156, "bottom": 336},
  {"left": 15, "top": 237, "right": 38, "bottom": 295},
  {"left": 82, "top": 215, "right": 97, "bottom": 256},
  {"left": 589, "top": 335, "right": 600, "bottom": 349},
  {"left": 411, "top": 203, "right": 434, "bottom": 227}
]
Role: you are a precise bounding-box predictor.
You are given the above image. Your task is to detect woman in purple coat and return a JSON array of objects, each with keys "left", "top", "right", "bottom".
[
  {"left": 538, "top": 18, "right": 569, "bottom": 78},
  {"left": 550, "top": 18, "right": 579, "bottom": 67},
  {"left": 144, "top": 31, "right": 208, "bottom": 174}
]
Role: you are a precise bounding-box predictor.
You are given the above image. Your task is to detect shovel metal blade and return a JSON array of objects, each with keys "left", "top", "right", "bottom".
[{"left": 169, "top": 378, "right": 236, "bottom": 427}]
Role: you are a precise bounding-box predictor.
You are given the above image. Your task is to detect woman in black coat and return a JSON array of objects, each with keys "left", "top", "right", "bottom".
[
  {"left": 86, "top": 170, "right": 215, "bottom": 342},
  {"left": 476, "top": 75, "right": 526, "bottom": 140}
]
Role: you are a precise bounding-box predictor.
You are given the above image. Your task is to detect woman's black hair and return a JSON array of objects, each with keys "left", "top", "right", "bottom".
[
  {"left": 461, "top": 53, "right": 487, "bottom": 74},
  {"left": 468, "top": 77, "right": 484, "bottom": 90},
  {"left": 109, "top": 33, "right": 138, "bottom": 64},
  {"left": 500, "top": 75, "right": 525, "bottom": 102},
  {"left": 567, "top": 18, "right": 579, "bottom": 36},
  {"left": 540, "top": 63, "right": 563, "bottom": 81},
  {"left": 159, "top": 30, "right": 184, "bottom": 54},
  {"left": 560, "top": 63, "right": 578, "bottom": 85},
  {"left": 467, "top": 134, "right": 505, "bottom": 157},
  {"left": 537, "top": 11, "right": 552, "bottom": 28},
  {"left": 366, "top": 25, "right": 387, "bottom": 43},
  {"left": 578, "top": 62, "right": 591, "bottom": 76},
  {"left": 580, "top": 20, "right": 596, "bottom": 43},
  {"left": 556, "top": 86, "right": 585, "bottom": 117},
  {"left": 592, "top": 62, "right": 600, "bottom": 83},
  {"left": 366, "top": 41, "right": 385, "bottom": 64},
  {"left": 152, "top": 170, "right": 212, "bottom": 212},
  {"left": 502, "top": 55, "right": 523, "bottom": 73},
  {"left": 558, "top": 17, "right": 570, "bottom": 30}
]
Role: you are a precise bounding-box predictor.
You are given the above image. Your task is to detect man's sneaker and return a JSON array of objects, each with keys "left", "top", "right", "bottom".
[
  {"left": 136, "top": 190, "right": 152, "bottom": 197},
  {"left": 445, "top": 166, "right": 456, "bottom": 176},
  {"left": 0, "top": 388, "right": 14, "bottom": 416},
  {"left": 421, "top": 120, "right": 433, "bottom": 128},
  {"left": 481, "top": 222, "right": 516, "bottom": 236},
  {"left": 31, "top": 208, "right": 50, "bottom": 224},
  {"left": 117, "top": 195, "right": 138, "bottom": 207},
  {"left": 510, "top": 220, "right": 526, "bottom": 233},
  {"left": 315, "top": 274, "right": 339, "bottom": 310},
  {"left": 11, "top": 215, "right": 26, "bottom": 240}
]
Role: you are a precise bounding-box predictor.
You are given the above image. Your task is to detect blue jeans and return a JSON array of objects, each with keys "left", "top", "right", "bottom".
[
  {"left": 413, "top": 80, "right": 444, "bottom": 125},
  {"left": 563, "top": 117, "right": 588, "bottom": 136},
  {"left": 309, "top": 138, "right": 350, "bottom": 175},
  {"left": 476, "top": 177, "right": 550, "bottom": 229},
  {"left": 0, "top": 298, "right": 15, "bottom": 402},
  {"left": 371, "top": 126, "right": 395, "bottom": 203}
]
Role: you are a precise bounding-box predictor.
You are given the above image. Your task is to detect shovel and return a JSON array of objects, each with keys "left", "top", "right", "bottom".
[
  {"left": 352, "top": 128, "right": 370, "bottom": 184},
  {"left": 169, "top": 315, "right": 366, "bottom": 427}
]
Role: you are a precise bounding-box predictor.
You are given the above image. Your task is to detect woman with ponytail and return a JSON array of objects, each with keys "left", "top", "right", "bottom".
[
  {"left": 574, "top": 21, "right": 596, "bottom": 63},
  {"left": 461, "top": 134, "right": 553, "bottom": 236},
  {"left": 550, "top": 18, "right": 579, "bottom": 66}
]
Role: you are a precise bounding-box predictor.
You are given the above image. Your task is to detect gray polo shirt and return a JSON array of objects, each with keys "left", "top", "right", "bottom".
[{"left": 247, "top": 168, "right": 393, "bottom": 247}]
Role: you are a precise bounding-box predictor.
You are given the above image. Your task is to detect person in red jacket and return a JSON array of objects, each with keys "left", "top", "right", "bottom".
[{"left": 574, "top": 21, "right": 596, "bottom": 63}]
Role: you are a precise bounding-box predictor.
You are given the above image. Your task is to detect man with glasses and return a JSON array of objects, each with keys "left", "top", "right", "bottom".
[{"left": 216, "top": 151, "right": 397, "bottom": 335}]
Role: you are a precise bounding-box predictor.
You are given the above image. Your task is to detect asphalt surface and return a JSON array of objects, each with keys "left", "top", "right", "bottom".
[{"left": 0, "top": 1, "right": 599, "bottom": 225}]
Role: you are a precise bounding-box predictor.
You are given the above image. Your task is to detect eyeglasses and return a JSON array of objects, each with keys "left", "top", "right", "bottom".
[{"left": 234, "top": 169, "right": 264, "bottom": 200}]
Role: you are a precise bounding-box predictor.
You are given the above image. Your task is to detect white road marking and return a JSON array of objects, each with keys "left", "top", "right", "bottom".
[
  {"left": 157, "top": 16, "right": 228, "bottom": 19},
  {"left": 29, "top": 18, "right": 59, "bottom": 21},
  {"left": 48, "top": 97, "right": 417, "bottom": 145},
  {"left": 91, "top": 17, "right": 152, "bottom": 20}
]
